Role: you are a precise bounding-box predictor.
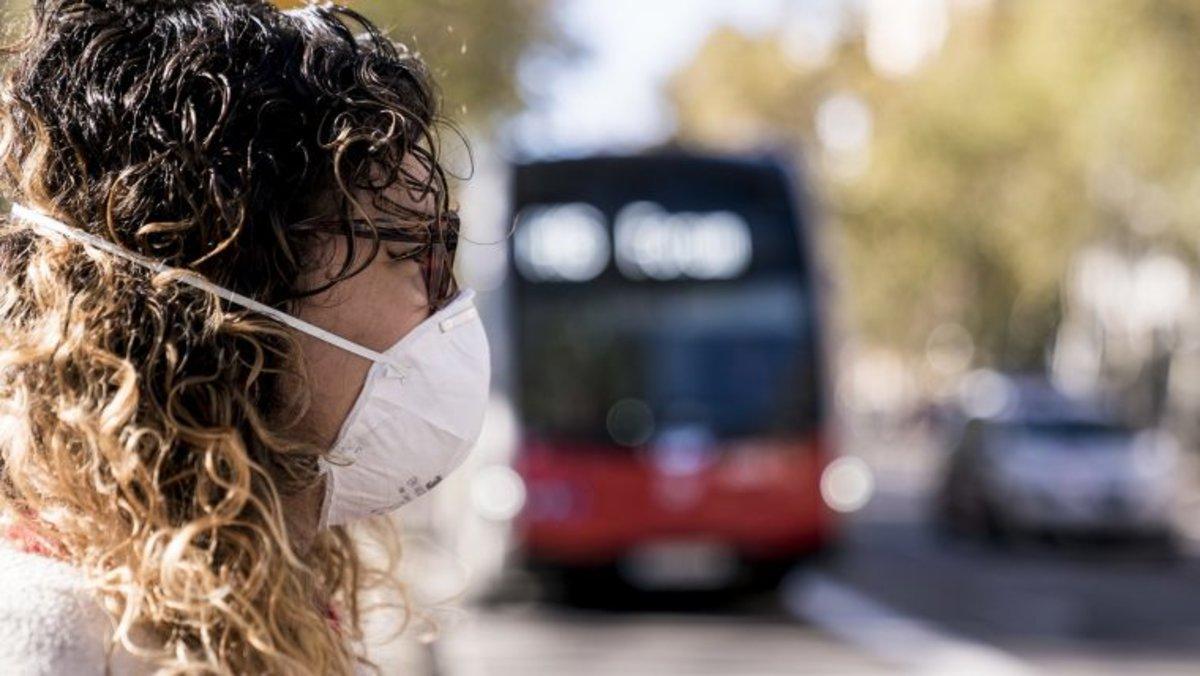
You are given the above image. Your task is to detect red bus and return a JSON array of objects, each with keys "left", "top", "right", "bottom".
[{"left": 507, "top": 152, "right": 838, "bottom": 592}]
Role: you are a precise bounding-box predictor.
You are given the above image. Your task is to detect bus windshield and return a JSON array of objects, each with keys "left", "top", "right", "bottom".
[{"left": 519, "top": 276, "right": 819, "bottom": 444}]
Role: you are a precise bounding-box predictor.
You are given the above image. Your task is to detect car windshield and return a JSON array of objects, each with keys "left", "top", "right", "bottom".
[{"left": 995, "top": 420, "right": 1133, "bottom": 448}]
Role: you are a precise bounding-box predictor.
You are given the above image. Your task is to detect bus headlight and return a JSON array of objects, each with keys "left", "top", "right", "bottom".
[
  {"left": 470, "top": 465, "right": 527, "bottom": 522},
  {"left": 820, "top": 456, "right": 875, "bottom": 514}
]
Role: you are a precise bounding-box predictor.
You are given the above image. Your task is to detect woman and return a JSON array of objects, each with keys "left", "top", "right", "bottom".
[{"left": 0, "top": 0, "right": 489, "bottom": 673}]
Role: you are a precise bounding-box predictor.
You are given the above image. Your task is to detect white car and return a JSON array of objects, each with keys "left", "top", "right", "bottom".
[{"left": 937, "top": 392, "right": 1178, "bottom": 544}]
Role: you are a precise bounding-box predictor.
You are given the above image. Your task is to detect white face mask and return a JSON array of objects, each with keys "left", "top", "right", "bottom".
[
  {"left": 10, "top": 202, "right": 492, "bottom": 528},
  {"left": 317, "top": 288, "right": 490, "bottom": 527}
]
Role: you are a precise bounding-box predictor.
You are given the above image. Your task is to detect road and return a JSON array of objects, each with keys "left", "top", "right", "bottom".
[
  {"left": 432, "top": 605, "right": 885, "bottom": 675},
  {"left": 403, "top": 430, "right": 1200, "bottom": 675},
  {"left": 826, "top": 489, "right": 1200, "bottom": 674}
]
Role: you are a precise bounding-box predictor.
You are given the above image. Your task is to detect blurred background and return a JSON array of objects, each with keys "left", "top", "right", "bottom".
[{"left": 138, "top": 0, "right": 1200, "bottom": 673}]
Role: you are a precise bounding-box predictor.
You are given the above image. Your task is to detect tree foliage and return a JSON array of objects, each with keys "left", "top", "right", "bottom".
[
  {"left": 670, "top": 0, "right": 1200, "bottom": 370},
  {"left": 343, "top": 0, "right": 557, "bottom": 128}
]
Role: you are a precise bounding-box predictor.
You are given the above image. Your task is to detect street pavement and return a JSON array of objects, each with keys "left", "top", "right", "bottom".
[
  {"left": 387, "top": 426, "right": 1200, "bottom": 675},
  {"left": 824, "top": 488, "right": 1200, "bottom": 674},
  {"left": 433, "top": 604, "right": 887, "bottom": 675}
]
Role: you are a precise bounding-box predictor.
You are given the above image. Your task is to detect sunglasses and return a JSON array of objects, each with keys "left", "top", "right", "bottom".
[{"left": 289, "top": 212, "right": 461, "bottom": 311}]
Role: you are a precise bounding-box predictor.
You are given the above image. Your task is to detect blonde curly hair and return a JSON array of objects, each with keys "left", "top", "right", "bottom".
[{"left": 0, "top": 0, "right": 456, "bottom": 672}]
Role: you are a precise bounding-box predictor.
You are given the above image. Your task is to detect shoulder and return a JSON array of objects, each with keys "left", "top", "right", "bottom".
[{"left": 0, "top": 543, "right": 154, "bottom": 675}]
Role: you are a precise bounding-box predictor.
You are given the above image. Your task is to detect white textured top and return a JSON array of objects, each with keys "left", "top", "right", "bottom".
[{"left": 0, "top": 543, "right": 156, "bottom": 675}]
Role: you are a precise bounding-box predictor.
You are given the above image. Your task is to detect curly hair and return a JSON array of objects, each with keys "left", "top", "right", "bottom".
[{"left": 0, "top": 0, "right": 457, "bottom": 673}]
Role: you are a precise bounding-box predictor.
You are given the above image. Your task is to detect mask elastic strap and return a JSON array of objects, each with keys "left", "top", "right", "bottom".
[{"left": 9, "top": 202, "right": 392, "bottom": 365}]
